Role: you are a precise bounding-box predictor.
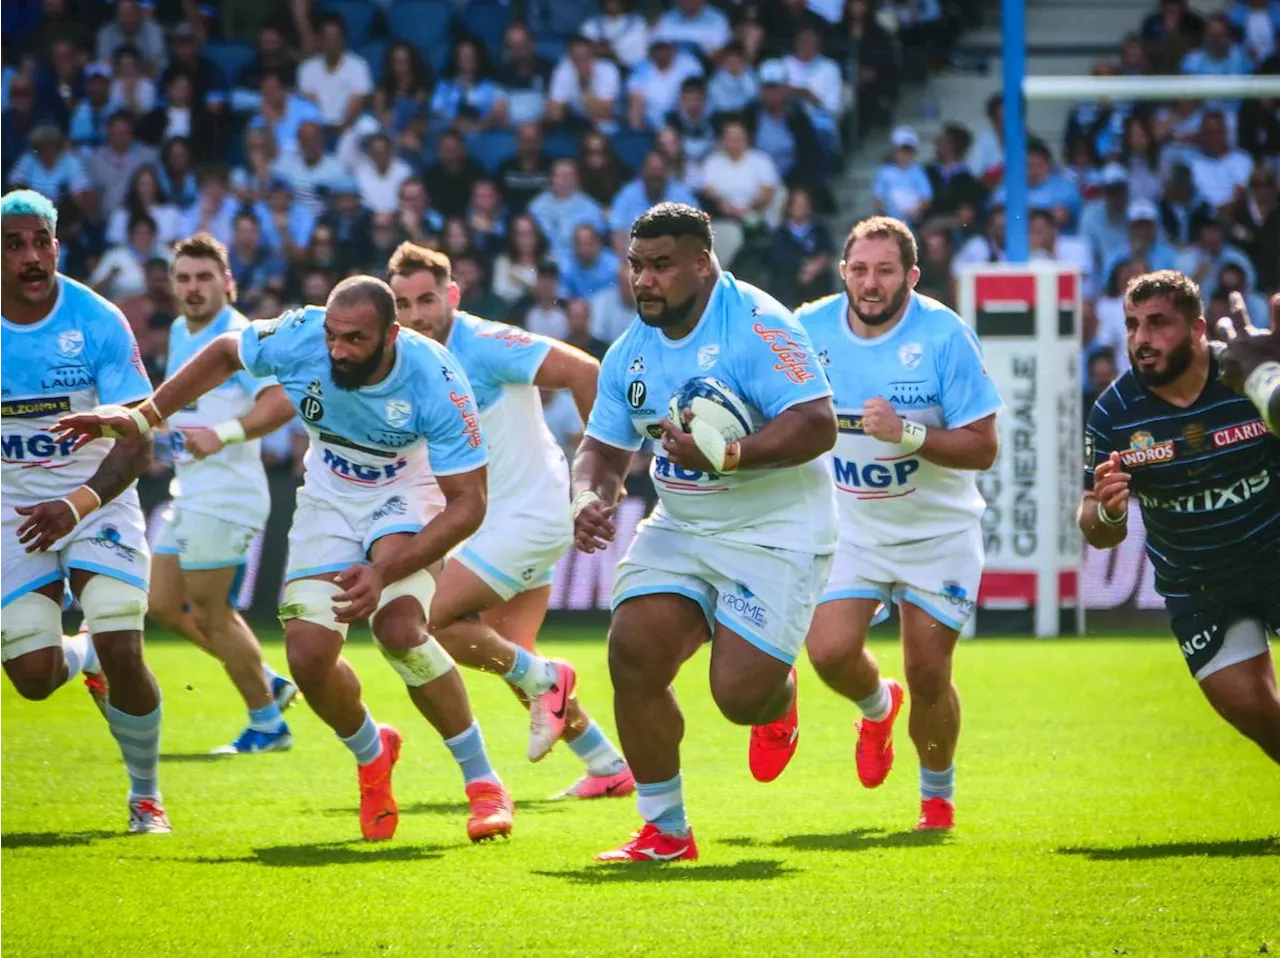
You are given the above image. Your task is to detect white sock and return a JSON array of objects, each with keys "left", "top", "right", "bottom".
[
  {"left": 63, "top": 632, "right": 98, "bottom": 676},
  {"left": 855, "top": 681, "right": 892, "bottom": 722},
  {"left": 504, "top": 647, "right": 559, "bottom": 697}
]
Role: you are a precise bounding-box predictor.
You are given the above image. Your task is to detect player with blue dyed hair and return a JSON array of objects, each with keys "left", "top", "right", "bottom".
[{"left": 1, "top": 189, "right": 171, "bottom": 833}]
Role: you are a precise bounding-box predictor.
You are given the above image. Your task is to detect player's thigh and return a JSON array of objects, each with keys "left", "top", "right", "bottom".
[
  {"left": 482, "top": 586, "right": 551, "bottom": 651},
  {"left": 899, "top": 600, "right": 961, "bottom": 697},
  {"left": 62, "top": 498, "right": 152, "bottom": 617},
  {"left": 609, "top": 592, "right": 709, "bottom": 688},
  {"left": 806, "top": 597, "right": 884, "bottom": 672},
  {"left": 283, "top": 597, "right": 348, "bottom": 682},
  {"left": 147, "top": 551, "right": 187, "bottom": 623},
  {"left": 1197, "top": 645, "right": 1279, "bottom": 730},
  {"left": 181, "top": 565, "right": 243, "bottom": 623},
  {"left": 430, "top": 557, "right": 507, "bottom": 630}
]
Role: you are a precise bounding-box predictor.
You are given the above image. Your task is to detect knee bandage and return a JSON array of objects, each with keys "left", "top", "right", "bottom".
[
  {"left": 280, "top": 579, "right": 349, "bottom": 639},
  {"left": 79, "top": 575, "right": 148, "bottom": 634},
  {"left": 374, "top": 568, "right": 437, "bottom": 616},
  {"left": 371, "top": 569, "right": 452, "bottom": 685},
  {"left": 0, "top": 592, "right": 64, "bottom": 662}
]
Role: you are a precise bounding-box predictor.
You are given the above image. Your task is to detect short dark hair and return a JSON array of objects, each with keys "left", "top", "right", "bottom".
[
  {"left": 386, "top": 242, "right": 451, "bottom": 286},
  {"left": 328, "top": 275, "right": 397, "bottom": 329},
  {"left": 1124, "top": 269, "right": 1202, "bottom": 324},
  {"left": 536, "top": 258, "right": 561, "bottom": 278},
  {"left": 680, "top": 76, "right": 706, "bottom": 94},
  {"left": 1027, "top": 139, "right": 1053, "bottom": 162},
  {"left": 128, "top": 211, "right": 157, "bottom": 235},
  {"left": 630, "top": 202, "right": 713, "bottom": 249},
  {"left": 318, "top": 12, "right": 346, "bottom": 34},
  {"left": 842, "top": 215, "right": 919, "bottom": 270}
]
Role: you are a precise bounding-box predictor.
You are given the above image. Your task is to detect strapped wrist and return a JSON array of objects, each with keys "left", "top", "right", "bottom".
[
  {"left": 899, "top": 420, "right": 927, "bottom": 453},
  {"left": 213, "top": 419, "right": 247, "bottom": 446},
  {"left": 571, "top": 490, "right": 602, "bottom": 520},
  {"left": 1097, "top": 499, "right": 1127, "bottom": 526}
]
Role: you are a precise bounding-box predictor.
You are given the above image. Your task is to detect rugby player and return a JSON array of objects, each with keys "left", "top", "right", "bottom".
[
  {"left": 1214, "top": 292, "right": 1280, "bottom": 437},
  {"left": 572, "top": 204, "right": 837, "bottom": 862}
]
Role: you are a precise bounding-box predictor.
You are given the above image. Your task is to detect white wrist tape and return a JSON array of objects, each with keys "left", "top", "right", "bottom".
[
  {"left": 1097, "top": 499, "right": 1127, "bottom": 526},
  {"left": 1244, "top": 361, "right": 1280, "bottom": 429},
  {"left": 899, "top": 420, "right": 927, "bottom": 453},
  {"left": 571, "top": 490, "right": 602, "bottom": 520},
  {"left": 100, "top": 399, "right": 159, "bottom": 439},
  {"left": 688, "top": 417, "right": 735, "bottom": 473},
  {"left": 213, "top": 419, "right": 247, "bottom": 445}
]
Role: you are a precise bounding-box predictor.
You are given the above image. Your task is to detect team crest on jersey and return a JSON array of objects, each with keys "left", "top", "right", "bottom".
[
  {"left": 57, "top": 330, "right": 85, "bottom": 358},
  {"left": 628, "top": 356, "right": 646, "bottom": 374},
  {"left": 1182, "top": 422, "right": 1209, "bottom": 453},
  {"left": 898, "top": 342, "right": 923, "bottom": 371},
  {"left": 697, "top": 345, "right": 720, "bottom": 370},
  {"left": 384, "top": 400, "right": 412, "bottom": 428},
  {"left": 646, "top": 423, "right": 665, "bottom": 439},
  {"left": 1119, "top": 430, "right": 1175, "bottom": 467}
]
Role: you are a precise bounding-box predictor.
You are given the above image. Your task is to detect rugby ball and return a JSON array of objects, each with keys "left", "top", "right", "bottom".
[{"left": 668, "top": 377, "right": 753, "bottom": 441}]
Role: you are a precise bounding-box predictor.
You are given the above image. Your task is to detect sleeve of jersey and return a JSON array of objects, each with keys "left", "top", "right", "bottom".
[
  {"left": 233, "top": 369, "right": 280, "bottom": 397},
  {"left": 584, "top": 342, "right": 643, "bottom": 451},
  {"left": 474, "top": 324, "right": 554, "bottom": 385},
  {"left": 236, "top": 308, "right": 314, "bottom": 378},
  {"left": 737, "top": 308, "right": 832, "bottom": 419},
  {"left": 93, "top": 306, "right": 154, "bottom": 406},
  {"left": 419, "top": 353, "right": 489, "bottom": 476},
  {"left": 940, "top": 324, "right": 1005, "bottom": 428},
  {"left": 1082, "top": 400, "right": 1114, "bottom": 493}
]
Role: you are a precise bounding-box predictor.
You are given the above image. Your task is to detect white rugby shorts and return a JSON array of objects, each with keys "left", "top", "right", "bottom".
[
  {"left": 454, "top": 507, "right": 572, "bottom": 602},
  {"left": 154, "top": 502, "right": 259, "bottom": 570}
]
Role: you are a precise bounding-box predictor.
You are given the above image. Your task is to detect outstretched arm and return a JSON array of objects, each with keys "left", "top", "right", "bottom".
[{"left": 181, "top": 384, "right": 296, "bottom": 461}]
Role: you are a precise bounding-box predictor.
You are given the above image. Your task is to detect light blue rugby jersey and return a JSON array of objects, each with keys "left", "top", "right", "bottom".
[
  {"left": 586, "top": 271, "right": 837, "bottom": 554},
  {"left": 2, "top": 275, "right": 152, "bottom": 506},
  {"left": 166, "top": 306, "right": 277, "bottom": 527},
  {"left": 237, "top": 306, "right": 487, "bottom": 501},
  {"left": 445, "top": 311, "right": 569, "bottom": 515},
  {"left": 797, "top": 290, "right": 1003, "bottom": 548}
]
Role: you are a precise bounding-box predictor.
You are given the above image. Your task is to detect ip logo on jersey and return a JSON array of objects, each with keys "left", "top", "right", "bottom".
[
  {"left": 385, "top": 400, "right": 412, "bottom": 428},
  {"left": 300, "top": 396, "right": 324, "bottom": 423},
  {"left": 628, "top": 380, "right": 647, "bottom": 409},
  {"left": 57, "top": 330, "right": 85, "bottom": 358}
]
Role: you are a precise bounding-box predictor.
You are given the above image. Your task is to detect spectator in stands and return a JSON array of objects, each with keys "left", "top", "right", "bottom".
[
  {"left": 440, "top": 216, "right": 481, "bottom": 265},
  {"left": 839, "top": 0, "right": 899, "bottom": 135},
  {"left": 1181, "top": 14, "right": 1253, "bottom": 77},
  {"left": 1082, "top": 347, "right": 1119, "bottom": 423},
  {"left": 654, "top": 0, "right": 732, "bottom": 58},
  {"left": 1226, "top": 165, "right": 1278, "bottom": 292},
  {"left": 88, "top": 110, "right": 157, "bottom": 217},
  {"left": 590, "top": 257, "right": 638, "bottom": 342},
  {"left": 107, "top": 45, "right": 155, "bottom": 119},
  {"left": 178, "top": 166, "right": 239, "bottom": 245},
  {"left": 626, "top": 39, "right": 703, "bottom": 131},
  {"left": 1080, "top": 163, "right": 1133, "bottom": 273},
  {"left": 744, "top": 62, "right": 826, "bottom": 206},
  {"left": 778, "top": 25, "right": 843, "bottom": 133},
  {"left": 885, "top": 0, "right": 945, "bottom": 74},
  {"left": 699, "top": 118, "right": 782, "bottom": 267},
  {"left": 1189, "top": 110, "right": 1256, "bottom": 211},
  {"left": 106, "top": 164, "right": 180, "bottom": 248},
  {"left": 497, "top": 23, "right": 553, "bottom": 126},
  {"left": 1103, "top": 199, "right": 1179, "bottom": 279},
  {"left": 874, "top": 125, "right": 933, "bottom": 225},
  {"left": 298, "top": 266, "right": 335, "bottom": 307},
  {"left": 924, "top": 123, "right": 986, "bottom": 225},
  {"left": 655, "top": 124, "right": 703, "bottom": 191},
  {"left": 972, "top": 93, "right": 1007, "bottom": 186},
  {"left": 707, "top": 41, "right": 759, "bottom": 117},
  {"left": 454, "top": 254, "right": 508, "bottom": 319},
  {"left": 952, "top": 203, "right": 1007, "bottom": 274},
  {"left": 302, "top": 222, "right": 343, "bottom": 278},
  {"left": 395, "top": 176, "right": 445, "bottom": 246},
  {"left": 231, "top": 127, "right": 281, "bottom": 203},
  {"left": 562, "top": 223, "right": 620, "bottom": 299},
  {"left": 317, "top": 177, "right": 372, "bottom": 256},
  {"left": 1158, "top": 161, "right": 1216, "bottom": 246},
  {"left": 90, "top": 211, "right": 163, "bottom": 301},
  {"left": 161, "top": 22, "right": 229, "bottom": 109},
  {"left": 21, "top": 0, "right": 92, "bottom": 63},
  {"left": 1143, "top": 0, "right": 1205, "bottom": 71},
  {"left": 465, "top": 178, "right": 508, "bottom": 262},
  {"left": 1238, "top": 67, "right": 1280, "bottom": 160},
  {"left": 527, "top": 0, "right": 602, "bottom": 42},
  {"left": 1030, "top": 207, "right": 1094, "bottom": 295},
  {"left": 528, "top": 158, "right": 608, "bottom": 259},
  {"left": 1116, "top": 114, "right": 1163, "bottom": 204},
  {"left": 352, "top": 131, "right": 412, "bottom": 215},
  {"left": 431, "top": 38, "right": 509, "bottom": 133},
  {"left": 271, "top": 119, "right": 346, "bottom": 215},
  {"left": 993, "top": 140, "right": 1082, "bottom": 231},
  {"left": 138, "top": 71, "right": 222, "bottom": 161},
  {"left": 666, "top": 77, "right": 717, "bottom": 166},
  {"left": 915, "top": 224, "right": 956, "bottom": 306},
  {"left": 237, "top": 23, "right": 299, "bottom": 91},
  {"left": 497, "top": 122, "right": 552, "bottom": 214},
  {"left": 9, "top": 123, "right": 93, "bottom": 215},
  {"left": 1227, "top": 0, "right": 1280, "bottom": 65},
  {"left": 373, "top": 41, "right": 434, "bottom": 136},
  {"left": 562, "top": 297, "right": 611, "bottom": 360},
  {"left": 755, "top": 0, "right": 827, "bottom": 57},
  {"left": 547, "top": 34, "right": 621, "bottom": 133},
  {"left": 1216, "top": 261, "right": 1270, "bottom": 324},
  {"left": 228, "top": 211, "right": 286, "bottom": 311},
  {"left": 53, "top": 201, "right": 99, "bottom": 285},
  {"left": 1177, "top": 218, "right": 1256, "bottom": 299},
  {"left": 298, "top": 14, "right": 373, "bottom": 134},
  {"left": 253, "top": 68, "right": 324, "bottom": 157},
  {"left": 96, "top": 0, "right": 167, "bottom": 75},
  {"left": 68, "top": 62, "right": 114, "bottom": 152},
  {"left": 579, "top": 129, "right": 628, "bottom": 206},
  {"left": 361, "top": 212, "right": 404, "bottom": 275},
  {"left": 582, "top": 0, "right": 652, "bottom": 69},
  {"left": 39, "top": 38, "right": 85, "bottom": 127},
  {"left": 131, "top": 257, "right": 179, "bottom": 380},
  {"left": 2, "top": 76, "right": 42, "bottom": 183},
  {"left": 256, "top": 178, "right": 316, "bottom": 264},
  {"left": 608, "top": 150, "right": 699, "bottom": 245},
  {"left": 769, "top": 186, "right": 834, "bottom": 308},
  {"left": 493, "top": 212, "right": 550, "bottom": 304},
  {"left": 519, "top": 259, "right": 570, "bottom": 338},
  {"left": 424, "top": 130, "right": 484, "bottom": 220},
  {"left": 158, "top": 136, "right": 197, "bottom": 208}
]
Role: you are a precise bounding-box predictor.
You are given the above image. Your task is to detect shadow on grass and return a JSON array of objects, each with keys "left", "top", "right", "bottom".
[
  {"left": 159, "top": 752, "right": 228, "bottom": 763},
  {"left": 186, "top": 840, "right": 449, "bottom": 868},
  {"left": 319, "top": 798, "right": 565, "bottom": 817},
  {"left": 534, "top": 858, "right": 799, "bottom": 884},
  {"left": 721, "top": 828, "right": 950, "bottom": 853},
  {"left": 2, "top": 829, "right": 122, "bottom": 849},
  {"left": 1057, "top": 836, "right": 1279, "bottom": 861}
]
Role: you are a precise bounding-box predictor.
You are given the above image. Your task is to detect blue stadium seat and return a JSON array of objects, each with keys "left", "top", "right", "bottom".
[
  {"left": 533, "top": 38, "right": 567, "bottom": 64},
  {"left": 317, "top": 0, "right": 376, "bottom": 45},
  {"left": 542, "top": 126, "right": 580, "bottom": 160},
  {"left": 357, "top": 41, "right": 389, "bottom": 81},
  {"left": 611, "top": 129, "right": 654, "bottom": 174},
  {"left": 462, "top": 0, "right": 510, "bottom": 59},
  {"left": 204, "top": 41, "right": 256, "bottom": 87},
  {"left": 387, "top": 1, "right": 454, "bottom": 59},
  {"left": 468, "top": 128, "right": 517, "bottom": 174}
]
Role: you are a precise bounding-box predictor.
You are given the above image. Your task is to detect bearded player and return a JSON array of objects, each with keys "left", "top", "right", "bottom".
[
  {"left": 56, "top": 276, "right": 516, "bottom": 841},
  {"left": 573, "top": 203, "right": 837, "bottom": 862},
  {"left": 148, "top": 233, "right": 299, "bottom": 755},
  {"left": 1080, "top": 271, "right": 1279, "bottom": 764},
  {"left": 387, "top": 243, "right": 633, "bottom": 798},
  {"left": 796, "top": 216, "right": 1002, "bottom": 831},
  {"left": 1, "top": 189, "right": 169, "bottom": 832}
]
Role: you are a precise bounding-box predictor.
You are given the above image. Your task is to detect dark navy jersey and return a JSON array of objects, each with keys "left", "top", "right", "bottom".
[{"left": 1084, "top": 356, "right": 1280, "bottom": 597}]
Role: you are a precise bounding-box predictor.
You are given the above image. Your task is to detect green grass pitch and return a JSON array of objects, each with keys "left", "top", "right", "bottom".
[{"left": 3, "top": 630, "right": 1277, "bottom": 957}]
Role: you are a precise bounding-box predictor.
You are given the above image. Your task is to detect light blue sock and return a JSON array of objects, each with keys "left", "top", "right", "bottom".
[
  {"left": 502, "top": 646, "right": 556, "bottom": 697},
  {"left": 63, "top": 632, "right": 98, "bottom": 677},
  {"left": 339, "top": 709, "right": 383, "bottom": 766},
  {"left": 248, "top": 702, "right": 284, "bottom": 733},
  {"left": 921, "top": 765, "right": 955, "bottom": 802},
  {"left": 635, "top": 773, "right": 688, "bottom": 837},
  {"left": 854, "top": 681, "right": 891, "bottom": 722},
  {"left": 567, "top": 721, "right": 627, "bottom": 776},
  {"left": 443, "top": 721, "right": 502, "bottom": 786},
  {"left": 106, "top": 703, "right": 162, "bottom": 799},
  {"left": 262, "top": 662, "right": 284, "bottom": 686}
]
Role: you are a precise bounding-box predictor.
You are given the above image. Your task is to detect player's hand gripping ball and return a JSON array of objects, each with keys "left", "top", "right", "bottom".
[{"left": 665, "top": 377, "right": 754, "bottom": 474}]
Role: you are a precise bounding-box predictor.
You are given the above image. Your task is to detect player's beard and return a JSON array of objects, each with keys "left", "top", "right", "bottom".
[
  {"left": 848, "top": 280, "right": 909, "bottom": 327},
  {"left": 636, "top": 292, "right": 697, "bottom": 329},
  {"left": 1132, "top": 333, "right": 1194, "bottom": 387},
  {"left": 331, "top": 336, "right": 388, "bottom": 390}
]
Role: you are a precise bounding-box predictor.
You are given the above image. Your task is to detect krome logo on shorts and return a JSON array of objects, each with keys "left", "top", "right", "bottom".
[
  {"left": 1212, "top": 419, "right": 1268, "bottom": 448},
  {"left": 721, "top": 582, "right": 767, "bottom": 628},
  {"left": 1118, "top": 430, "right": 1175, "bottom": 467}
]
